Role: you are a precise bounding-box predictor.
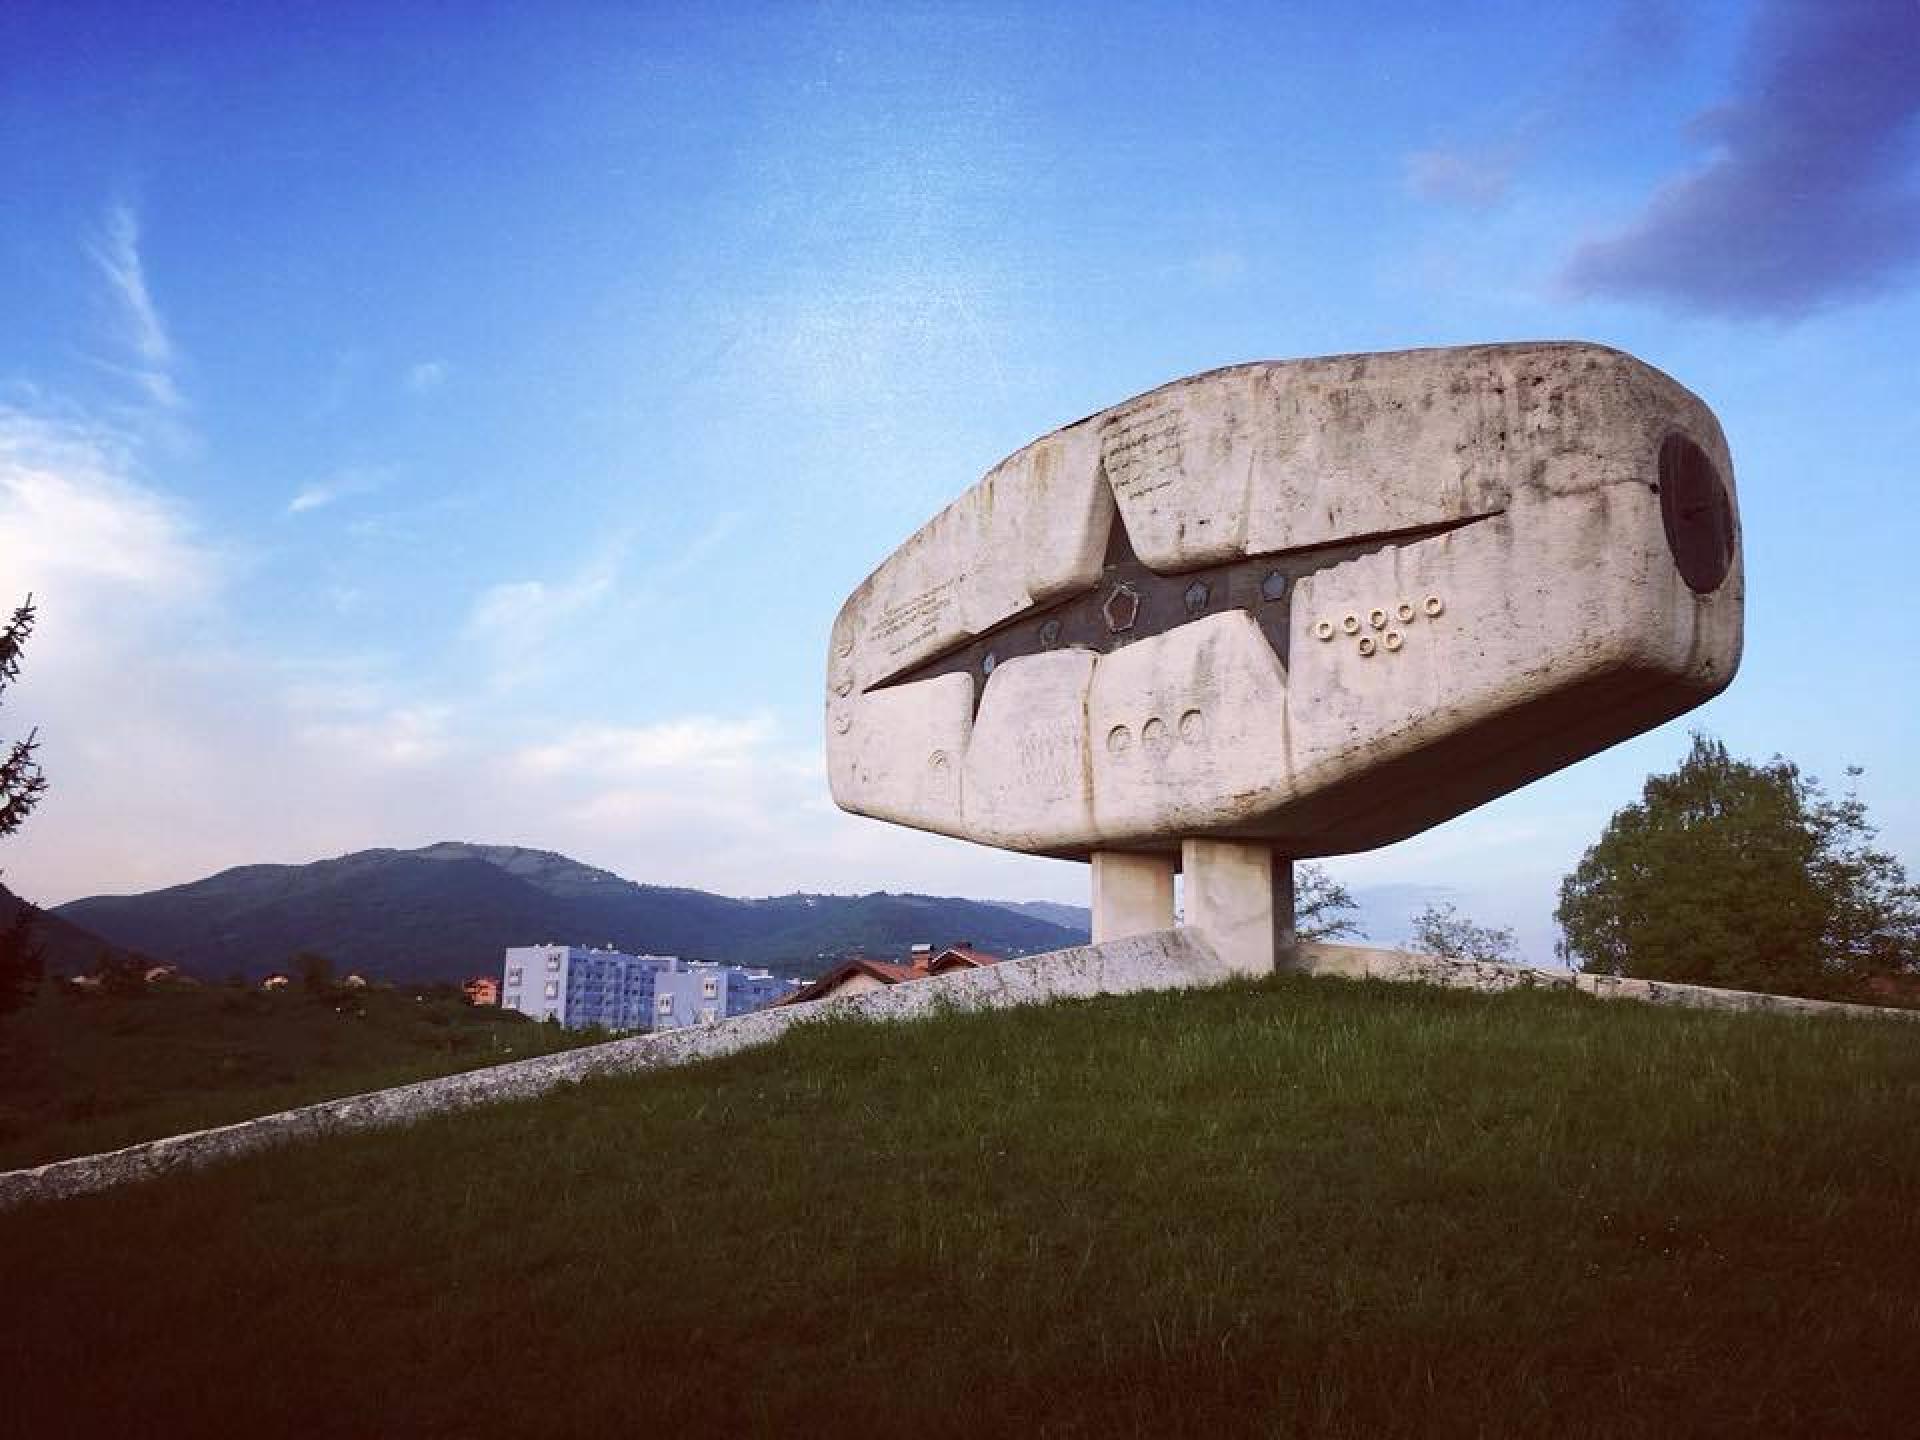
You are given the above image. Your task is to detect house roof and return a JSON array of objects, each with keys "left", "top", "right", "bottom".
[
  {"left": 777, "top": 956, "right": 929, "bottom": 1006},
  {"left": 776, "top": 946, "right": 1009, "bottom": 1004},
  {"left": 927, "top": 946, "right": 1004, "bottom": 973}
]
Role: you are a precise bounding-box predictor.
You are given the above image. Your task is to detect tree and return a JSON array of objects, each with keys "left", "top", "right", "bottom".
[
  {"left": 0, "top": 905, "right": 40, "bottom": 1012},
  {"left": 296, "top": 950, "right": 336, "bottom": 996},
  {"left": 89, "top": 945, "right": 147, "bottom": 997},
  {"left": 1295, "top": 862, "right": 1361, "bottom": 942},
  {"left": 1555, "top": 734, "right": 1920, "bottom": 1000},
  {"left": 1407, "top": 902, "right": 1518, "bottom": 965},
  {"left": 0, "top": 595, "right": 47, "bottom": 1014}
]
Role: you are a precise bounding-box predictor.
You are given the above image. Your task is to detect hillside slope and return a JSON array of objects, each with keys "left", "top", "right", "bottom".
[
  {"left": 54, "top": 842, "right": 1087, "bottom": 982},
  {"left": 0, "top": 977, "right": 594, "bottom": 1169},
  {"left": 0, "top": 881, "right": 147, "bottom": 977},
  {"left": 5, "top": 976, "right": 1918, "bottom": 1436}
]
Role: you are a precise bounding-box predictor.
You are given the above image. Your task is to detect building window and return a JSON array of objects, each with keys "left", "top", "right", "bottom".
[
  {"left": 657, "top": 994, "right": 674, "bottom": 1015},
  {"left": 544, "top": 981, "right": 559, "bottom": 999},
  {"left": 547, "top": 955, "right": 563, "bottom": 972},
  {"left": 506, "top": 967, "right": 522, "bottom": 983},
  {"left": 701, "top": 977, "right": 718, "bottom": 999},
  {"left": 698, "top": 1006, "right": 717, "bottom": 1026}
]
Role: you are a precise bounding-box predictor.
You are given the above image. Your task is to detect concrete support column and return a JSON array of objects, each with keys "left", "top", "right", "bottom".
[
  {"left": 1090, "top": 850, "right": 1177, "bottom": 942},
  {"left": 1180, "top": 840, "right": 1296, "bottom": 976}
]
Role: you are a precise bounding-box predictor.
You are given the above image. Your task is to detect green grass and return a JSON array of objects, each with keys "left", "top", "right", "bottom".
[
  {"left": 0, "top": 980, "right": 597, "bottom": 1169},
  {"left": 5, "top": 975, "right": 1920, "bottom": 1437}
]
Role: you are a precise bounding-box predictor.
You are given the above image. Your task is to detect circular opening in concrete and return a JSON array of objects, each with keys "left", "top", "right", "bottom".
[{"left": 1658, "top": 433, "right": 1735, "bottom": 594}]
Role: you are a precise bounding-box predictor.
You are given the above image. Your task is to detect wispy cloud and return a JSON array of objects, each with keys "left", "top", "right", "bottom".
[
  {"left": 85, "top": 204, "right": 183, "bottom": 411},
  {"left": 405, "top": 360, "right": 448, "bottom": 393},
  {"left": 0, "top": 406, "right": 213, "bottom": 609},
  {"left": 0, "top": 257, "right": 1075, "bottom": 912},
  {"left": 1404, "top": 144, "right": 1515, "bottom": 211},
  {"left": 466, "top": 543, "right": 626, "bottom": 689},
  {"left": 298, "top": 703, "right": 455, "bottom": 767},
  {"left": 1188, "top": 249, "right": 1249, "bottom": 288},
  {"left": 628, "top": 510, "right": 739, "bottom": 601},
  {"left": 1563, "top": 0, "right": 1920, "bottom": 318},
  {"left": 288, "top": 464, "right": 389, "bottom": 516},
  {"left": 516, "top": 715, "right": 779, "bottom": 780}
]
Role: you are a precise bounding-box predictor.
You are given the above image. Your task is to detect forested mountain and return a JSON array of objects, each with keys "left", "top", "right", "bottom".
[{"left": 54, "top": 842, "right": 1089, "bottom": 984}]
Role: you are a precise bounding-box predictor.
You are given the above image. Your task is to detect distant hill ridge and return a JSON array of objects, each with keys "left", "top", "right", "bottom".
[
  {"left": 1, "top": 881, "right": 147, "bottom": 977},
  {"left": 52, "top": 842, "right": 1091, "bottom": 984}
]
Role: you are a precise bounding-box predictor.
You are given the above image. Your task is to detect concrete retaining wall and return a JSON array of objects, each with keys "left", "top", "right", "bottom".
[
  {"left": 1294, "top": 941, "right": 1920, "bottom": 1021},
  {"left": 4, "top": 931, "right": 1911, "bottom": 1210}
]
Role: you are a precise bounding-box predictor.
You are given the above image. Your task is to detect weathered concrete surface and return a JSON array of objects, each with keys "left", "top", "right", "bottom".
[
  {"left": 827, "top": 342, "right": 1743, "bottom": 859},
  {"left": 0, "top": 929, "right": 1234, "bottom": 1211},
  {"left": 1182, "top": 839, "right": 1295, "bottom": 976},
  {"left": 1090, "top": 851, "right": 1176, "bottom": 942}
]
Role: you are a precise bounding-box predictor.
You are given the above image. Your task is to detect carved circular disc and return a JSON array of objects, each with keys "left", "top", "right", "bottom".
[{"left": 1658, "top": 433, "right": 1736, "bottom": 594}]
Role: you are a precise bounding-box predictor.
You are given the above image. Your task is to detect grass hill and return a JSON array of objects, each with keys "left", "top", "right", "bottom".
[
  {"left": 0, "top": 976, "right": 595, "bottom": 1169},
  {"left": 0, "top": 879, "right": 148, "bottom": 977},
  {"left": 51, "top": 841, "right": 1088, "bottom": 984},
  {"left": 5, "top": 974, "right": 1918, "bottom": 1436}
]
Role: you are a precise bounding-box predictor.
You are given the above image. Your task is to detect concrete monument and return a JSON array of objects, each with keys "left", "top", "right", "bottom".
[{"left": 827, "top": 343, "right": 1742, "bottom": 972}]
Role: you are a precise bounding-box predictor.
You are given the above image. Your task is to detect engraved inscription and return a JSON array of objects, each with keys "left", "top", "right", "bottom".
[
  {"left": 1102, "top": 404, "right": 1184, "bottom": 503},
  {"left": 870, "top": 577, "right": 959, "bottom": 658},
  {"left": 1017, "top": 722, "right": 1084, "bottom": 800}
]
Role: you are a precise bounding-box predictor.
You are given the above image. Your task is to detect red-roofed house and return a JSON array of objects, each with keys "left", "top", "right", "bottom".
[
  {"left": 780, "top": 956, "right": 928, "bottom": 1006},
  {"left": 780, "top": 945, "right": 1008, "bottom": 1005},
  {"left": 927, "top": 946, "right": 1005, "bottom": 975}
]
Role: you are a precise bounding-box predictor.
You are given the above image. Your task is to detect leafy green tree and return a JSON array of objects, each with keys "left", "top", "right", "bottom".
[
  {"left": 1556, "top": 734, "right": 1920, "bottom": 999},
  {"left": 1407, "top": 902, "right": 1518, "bottom": 965},
  {"left": 1295, "top": 862, "right": 1361, "bottom": 942},
  {"left": 0, "top": 596, "right": 47, "bottom": 1014}
]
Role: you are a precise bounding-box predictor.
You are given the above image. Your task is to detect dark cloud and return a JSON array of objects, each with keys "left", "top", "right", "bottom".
[{"left": 1564, "top": 0, "right": 1920, "bottom": 318}]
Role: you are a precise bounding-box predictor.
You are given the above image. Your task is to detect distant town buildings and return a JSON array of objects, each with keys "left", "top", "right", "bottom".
[
  {"left": 463, "top": 976, "right": 499, "bottom": 1007},
  {"left": 501, "top": 942, "right": 1003, "bottom": 1030},
  {"left": 499, "top": 945, "right": 803, "bottom": 1031}
]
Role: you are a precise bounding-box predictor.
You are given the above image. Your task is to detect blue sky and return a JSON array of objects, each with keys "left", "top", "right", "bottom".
[{"left": 2, "top": 0, "right": 1916, "bottom": 961}]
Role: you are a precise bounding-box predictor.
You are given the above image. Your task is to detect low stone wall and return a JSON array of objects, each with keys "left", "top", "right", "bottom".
[
  {"left": 6, "top": 931, "right": 1912, "bottom": 1211},
  {"left": 0, "top": 927, "right": 1233, "bottom": 1211},
  {"left": 1296, "top": 941, "right": 1920, "bottom": 1021}
]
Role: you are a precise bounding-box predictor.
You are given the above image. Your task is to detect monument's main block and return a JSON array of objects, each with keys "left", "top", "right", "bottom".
[{"left": 826, "top": 342, "right": 1742, "bottom": 867}]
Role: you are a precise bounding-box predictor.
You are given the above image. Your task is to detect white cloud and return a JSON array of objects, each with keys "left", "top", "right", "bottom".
[
  {"left": 405, "top": 360, "right": 448, "bottom": 393},
  {"left": 0, "top": 407, "right": 214, "bottom": 615},
  {"left": 466, "top": 544, "right": 625, "bottom": 690},
  {"left": 85, "top": 204, "right": 182, "bottom": 412},
  {"left": 288, "top": 464, "right": 388, "bottom": 515}
]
